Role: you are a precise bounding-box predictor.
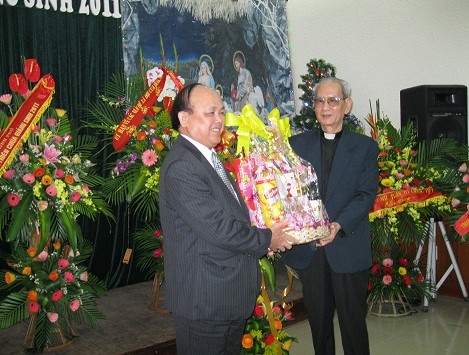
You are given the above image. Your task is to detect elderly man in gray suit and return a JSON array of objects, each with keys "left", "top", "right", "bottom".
[{"left": 159, "top": 83, "right": 297, "bottom": 355}]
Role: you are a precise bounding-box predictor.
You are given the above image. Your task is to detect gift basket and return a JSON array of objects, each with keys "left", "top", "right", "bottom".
[{"left": 224, "top": 105, "right": 330, "bottom": 243}]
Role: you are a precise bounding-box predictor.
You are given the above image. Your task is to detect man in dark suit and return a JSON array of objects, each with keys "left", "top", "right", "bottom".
[
  {"left": 281, "top": 77, "right": 379, "bottom": 355},
  {"left": 159, "top": 83, "right": 297, "bottom": 355}
]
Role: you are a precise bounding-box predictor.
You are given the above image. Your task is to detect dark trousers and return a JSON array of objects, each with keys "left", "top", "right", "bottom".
[
  {"left": 173, "top": 314, "right": 246, "bottom": 355},
  {"left": 297, "top": 247, "right": 370, "bottom": 355}
]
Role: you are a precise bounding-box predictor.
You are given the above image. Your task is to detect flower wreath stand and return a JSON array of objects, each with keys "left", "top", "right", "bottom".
[
  {"left": 24, "top": 313, "right": 78, "bottom": 351},
  {"left": 367, "top": 291, "right": 413, "bottom": 317},
  {"left": 150, "top": 271, "right": 168, "bottom": 313},
  {"left": 0, "top": 59, "right": 112, "bottom": 353}
]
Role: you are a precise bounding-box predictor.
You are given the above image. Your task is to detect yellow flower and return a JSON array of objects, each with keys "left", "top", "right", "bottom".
[
  {"left": 282, "top": 339, "right": 292, "bottom": 351},
  {"left": 5, "top": 272, "right": 16, "bottom": 284},
  {"left": 71, "top": 154, "right": 82, "bottom": 164},
  {"left": 381, "top": 178, "right": 393, "bottom": 187},
  {"left": 398, "top": 267, "right": 407, "bottom": 275},
  {"left": 22, "top": 267, "right": 32, "bottom": 276},
  {"left": 55, "top": 108, "right": 67, "bottom": 117},
  {"left": 33, "top": 182, "right": 42, "bottom": 199},
  {"left": 41, "top": 175, "right": 52, "bottom": 185}
]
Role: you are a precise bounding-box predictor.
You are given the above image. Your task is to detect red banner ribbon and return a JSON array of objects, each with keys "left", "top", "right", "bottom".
[
  {"left": 112, "top": 68, "right": 184, "bottom": 152},
  {"left": 0, "top": 74, "right": 55, "bottom": 176},
  {"left": 369, "top": 186, "right": 446, "bottom": 220},
  {"left": 454, "top": 210, "right": 469, "bottom": 237},
  {"left": 112, "top": 70, "right": 167, "bottom": 151}
]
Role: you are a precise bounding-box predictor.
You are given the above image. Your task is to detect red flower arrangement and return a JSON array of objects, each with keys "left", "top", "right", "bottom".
[{"left": 367, "top": 245, "right": 431, "bottom": 305}]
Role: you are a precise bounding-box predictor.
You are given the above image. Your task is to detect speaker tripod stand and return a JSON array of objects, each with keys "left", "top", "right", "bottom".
[{"left": 413, "top": 218, "right": 468, "bottom": 311}]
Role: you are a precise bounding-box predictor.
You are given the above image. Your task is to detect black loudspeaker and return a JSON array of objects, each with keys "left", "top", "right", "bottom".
[{"left": 400, "top": 85, "right": 467, "bottom": 144}]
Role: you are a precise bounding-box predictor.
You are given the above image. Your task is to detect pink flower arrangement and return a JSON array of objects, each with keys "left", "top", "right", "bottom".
[
  {"left": 79, "top": 271, "right": 89, "bottom": 282},
  {"left": 47, "top": 312, "right": 59, "bottom": 323},
  {"left": 6, "top": 193, "right": 20, "bottom": 206},
  {"left": 0, "top": 241, "right": 106, "bottom": 340},
  {"left": 450, "top": 163, "right": 469, "bottom": 208},
  {"left": 0, "top": 93, "right": 12, "bottom": 105},
  {"left": 382, "top": 275, "right": 392, "bottom": 285},
  {"left": 57, "top": 258, "right": 70, "bottom": 269},
  {"left": 142, "top": 149, "right": 158, "bottom": 166},
  {"left": 382, "top": 258, "right": 393, "bottom": 267},
  {"left": 0, "top": 86, "right": 100, "bottom": 241},
  {"left": 110, "top": 112, "right": 177, "bottom": 196},
  {"left": 63, "top": 271, "right": 75, "bottom": 282},
  {"left": 37, "top": 251, "right": 48, "bottom": 261},
  {"left": 0, "top": 59, "right": 109, "bottom": 353},
  {"left": 51, "top": 289, "right": 63, "bottom": 301},
  {"left": 69, "top": 299, "right": 81, "bottom": 312}
]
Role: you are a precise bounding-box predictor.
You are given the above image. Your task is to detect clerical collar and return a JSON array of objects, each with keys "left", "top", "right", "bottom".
[{"left": 321, "top": 129, "right": 343, "bottom": 140}]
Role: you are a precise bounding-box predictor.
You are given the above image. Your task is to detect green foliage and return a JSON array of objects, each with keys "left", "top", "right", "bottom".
[
  {"left": 0, "top": 291, "right": 29, "bottom": 329},
  {"left": 131, "top": 222, "right": 164, "bottom": 280}
]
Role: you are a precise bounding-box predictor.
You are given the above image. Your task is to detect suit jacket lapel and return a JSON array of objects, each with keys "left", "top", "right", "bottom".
[{"left": 178, "top": 136, "right": 250, "bottom": 218}]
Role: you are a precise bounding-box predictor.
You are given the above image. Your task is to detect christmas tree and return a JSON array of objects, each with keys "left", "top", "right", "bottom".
[{"left": 293, "top": 58, "right": 364, "bottom": 134}]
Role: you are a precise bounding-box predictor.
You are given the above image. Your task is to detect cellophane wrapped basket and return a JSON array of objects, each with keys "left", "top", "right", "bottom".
[{"left": 228, "top": 105, "right": 330, "bottom": 243}]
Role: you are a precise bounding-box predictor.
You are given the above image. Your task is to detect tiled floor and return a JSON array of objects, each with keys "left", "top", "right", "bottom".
[
  {"left": 287, "top": 294, "right": 469, "bottom": 355},
  {"left": 1, "top": 259, "right": 468, "bottom": 354}
]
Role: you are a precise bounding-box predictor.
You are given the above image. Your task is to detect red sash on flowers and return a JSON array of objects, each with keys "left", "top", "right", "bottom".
[
  {"left": 112, "top": 68, "right": 184, "bottom": 151},
  {"left": 369, "top": 186, "right": 446, "bottom": 220},
  {"left": 454, "top": 210, "right": 469, "bottom": 237},
  {"left": 0, "top": 74, "right": 55, "bottom": 176}
]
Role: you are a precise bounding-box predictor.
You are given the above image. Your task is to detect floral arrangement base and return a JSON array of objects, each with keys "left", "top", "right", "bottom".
[
  {"left": 24, "top": 314, "right": 77, "bottom": 351},
  {"left": 150, "top": 272, "right": 168, "bottom": 313},
  {"left": 367, "top": 293, "right": 414, "bottom": 317}
]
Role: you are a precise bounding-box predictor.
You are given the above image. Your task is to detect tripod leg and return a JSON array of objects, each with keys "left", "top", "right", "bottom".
[
  {"left": 437, "top": 221, "right": 468, "bottom": 301},
  {"left": 422, "top": 219, "right": 437, "bottom": 311},
  {"left": 413, "top": 240, "right": 425, "bottom": 274}
]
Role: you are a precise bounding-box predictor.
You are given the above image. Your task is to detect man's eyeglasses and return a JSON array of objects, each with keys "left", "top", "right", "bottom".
[{"left": 313, "top": 97, "right": 346, "bottom": 108}]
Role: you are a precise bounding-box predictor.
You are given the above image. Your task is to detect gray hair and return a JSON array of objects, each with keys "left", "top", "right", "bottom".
[{"left": 313, "top": 77, "right": 352, "bottom": 98}]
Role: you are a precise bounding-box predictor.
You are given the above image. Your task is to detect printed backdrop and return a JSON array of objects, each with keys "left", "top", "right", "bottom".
[{"left": 121, "top": 0, "right": 295, "bottom": 121}]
